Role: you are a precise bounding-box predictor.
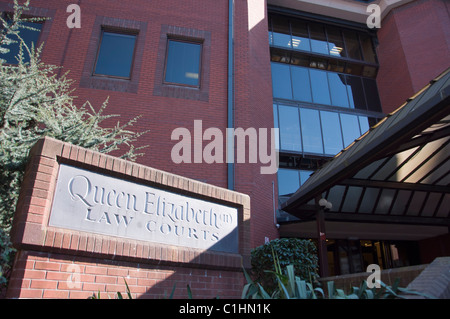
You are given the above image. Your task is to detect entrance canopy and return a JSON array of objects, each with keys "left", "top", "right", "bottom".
[{"left": 281, "top": 68, "right": 450, "bottom": 231}]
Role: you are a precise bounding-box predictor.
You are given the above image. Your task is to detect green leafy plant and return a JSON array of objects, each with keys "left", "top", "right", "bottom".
[
  {"left": 0, "top": 0, "right": 147, "bottom": 293},
  {"left": 250, "top": 238, "right": 318, "bottom": 294},
  {"left": 243, "top": 249, "right": 435, "bottom": 299}
]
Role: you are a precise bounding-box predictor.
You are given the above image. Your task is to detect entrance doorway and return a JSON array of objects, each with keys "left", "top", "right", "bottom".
[{"left": 324, "top": 239, "right": 420, "bottom": 276}]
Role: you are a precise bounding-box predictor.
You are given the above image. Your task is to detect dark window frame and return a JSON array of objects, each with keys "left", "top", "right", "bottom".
[
  {"left": 162, "top": 37, "right": 203, "bottom": 88},
  {"left": 0, "top": 3, "right": 54, "bottom": 65},
  {"left": 268, "top": 13, "right": 378, "bottom": 67},
  {"left": 153, "top": 24, "right": 211, "bottom": 101},
  {"left": 80, "top": 16, "right": 147, "bottom": 93},
  {"left": 92, "top": 28, "right": 138, "bottom": 80}
]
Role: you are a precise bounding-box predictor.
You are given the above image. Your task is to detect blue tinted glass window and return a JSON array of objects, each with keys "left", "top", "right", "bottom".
[
  {"left": 2, "top": 21, "right": 42, "bottom": 64},
  {"left": 271, "top": 63, "right": 292, "bottom": 99},
  {"left": 278, "top": 169, "right": 300, "bottom": 196},
  {"left": 321, "top": 111, "right": 344, "bottom": 155},
  {"left": 340, "top": 113, "right": 361, "bottom": 146},
  {"left": 165, "top": 40, "right": 201, "bottom": 86},
  {"left": 310, "top": 69, "right": 331, "bottom": 105},
  {"left": 278, "top": 105, "right": 302, "bottom": 152},
  {"left": 300, "top": 170, "right": 313, "bottom": 185},
  {"left": 345, "top": 75, "right": 366, "bottom": 110},
  {"left": 300, "top": 108, "right": 323, "bottom": 154},
  {"left": 273, "top": 104, "right": 280, "bottom": 151},
  {"left": 328, "top": 73, "right": 349, "bottom": 107},
  {"left": 94, "top": 31, "right": 136, "bottom": 78},
  {"left": 291, "top": 20, "right": 310, "bottom": 51},
  {"left": 291, "top": 66, "right": 312, "bottom": 102},
  {"left": 359, "top": 116, "right": 370, "bottom": 134},
  {"left": 327, "top": 27, "right": 346, "bottom": 58},
  {"left": 272, "top": 17, "right": 291, "bottom": 48},
  {"left": 309, "top": 23, "right": 328, "bottom": 55}
]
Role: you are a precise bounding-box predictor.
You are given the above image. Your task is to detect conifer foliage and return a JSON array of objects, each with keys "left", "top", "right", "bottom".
[{"left": 0, "top": 1, "right": 147, "bottom": 294}]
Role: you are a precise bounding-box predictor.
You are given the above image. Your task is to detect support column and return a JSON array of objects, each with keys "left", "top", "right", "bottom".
[{"left": 316, "top": 197, "right": 329, "bottom": 278}]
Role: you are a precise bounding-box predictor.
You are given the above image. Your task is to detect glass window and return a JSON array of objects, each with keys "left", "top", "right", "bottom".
[
  {"left": 278, "top": 105, "right": 302, "bottom": 152},
  {"left": 278, "top": 169, "right": 300, "bottom": 196},
  {"left": 300, "top": 170, "right": 314, "bottom": 185},
  {"left": 321, "top": 111, "right": 344, "bottom": 155},
  {"left": 270, "top": 48, "right": 291, "bottom": 64},
  {"left": 291, "top": 20, "right": 310, "bottom": 51},
  {"left": 360, "top": 34, "right": 376, "bottom": 64},
  {"left": 272, "top": 16, "right": 291, "bottom": 48},
  {"left": 271, "top": 63, "right": 292, "bottom": 99},
  {"left": 309, "top": 23, "right": 328, "bottom": 55},
  {"left": 340, "top": 113, "right": 361, "bottom": 146},
  {"left": 291, "top": 66, "right": 312, "bottom": 102},
  {"left": 300, "top": 108, "right": 323, "bottom": 154},
  {"left": 359, "top": 116, "right": 370, "bottom": 134},
  {"left": 164, "top": 40, "right": 202, "bottom": 86},
  {"left": 2, "top": 21, "right": 42, "bottom": 64},
  {"left": 328, "top": 73, "right": 349, "bottom": 107},
  {"left": 94, "top": 31, "right": 136, "bottom": 78},
  {"left": 273, "top": 104, "right": 280, "bottom": 151},
  {"left": 328, "top": 59, "right": 346, "bottom": 73},
  {"left": 363, "top": 78, "right": 382, "bottom": 112},
  {"left": 345, "top": 75, "right": 367, "bottom": 110},
  {"left": 290, "top": 52, "right": 310, "bottom": 67},
  {"left": 310, "top": 69, "right": 331, "bottom": 105},
  {"left": 309, "top": 56, "right": 328, "bottom": 70},
  {"left": 344, "top": 63, "right": 363, "bottom": 76},
  {"left": 327, "top": 27, "right": 346, "bottom": 58},
  {"left": 362, "top": 65, "right": 377, "bottom": 78},
  {"left": 343, "top": 31, "right": 362, "bottom": 60}
]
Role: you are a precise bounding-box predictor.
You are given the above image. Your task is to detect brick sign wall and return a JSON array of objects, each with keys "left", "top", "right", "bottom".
[{"left": 7, "top": 137, "right": 251, "bottom": 299}]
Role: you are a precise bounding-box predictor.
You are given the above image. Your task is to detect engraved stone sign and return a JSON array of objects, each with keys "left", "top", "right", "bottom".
[{"left": 49, "top": 164, "right": 239, "bottom": 253}]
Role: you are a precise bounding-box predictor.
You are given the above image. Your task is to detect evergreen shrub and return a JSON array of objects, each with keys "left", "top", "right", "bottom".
[{"left": 250, "top": 238, "right": 319, "bottom": 293}]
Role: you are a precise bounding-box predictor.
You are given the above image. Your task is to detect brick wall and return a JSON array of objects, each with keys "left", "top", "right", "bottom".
[
  {"left": 7, "top": 137, "right": 251, "bottom": 298},
  {"left": 234, "top": 0, "right": 279, "bottom": 247},
  {"left": 376, "top": 0, "right": 450, "bottom": 113},
  {"left": 0, "top": 0, "right": 278, "bottom": 249},
  {"left": 9, "top": 250, "right": 244, "bottom": 299}
]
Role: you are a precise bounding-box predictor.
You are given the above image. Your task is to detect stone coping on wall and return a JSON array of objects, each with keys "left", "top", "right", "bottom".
[{"left": 11, "top": 137, "right": 251, "bottom": 271}]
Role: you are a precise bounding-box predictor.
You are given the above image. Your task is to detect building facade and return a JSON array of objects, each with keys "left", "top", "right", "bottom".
[{"left": 2, "top": 0, "right": 449, "bottom": 287}]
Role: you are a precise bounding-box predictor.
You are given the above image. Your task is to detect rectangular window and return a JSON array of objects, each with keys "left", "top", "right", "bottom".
[
  {"left": 360, "top": 34, "right": 376, "bottom": 64},
  {"left": 363, "top": 78, "right": 382, "bottom": 112},
  {"left": 328, "top": 73, "right": 349, "bottom": 107},
  {"left": 278, "top": 168, "right": 314, "bottom": 198},
  {"left": 278, "top": 104, "right": 302, "bottom": 152},
  {"left": 345, "top": 75, "right": 366, "bottom": 110},
  {"left": 321, "top": 111, "right": 344, "bottom": 155},
  {"left": 94, "top": 31, "right": 137, "bottom": 78},
  {"left": 272, "top": 16, "right": 291, "bottom": 48},
  {"left": 2, "top": 21, "right": 42, "bottom": 64},
  {"left": 343, "top": 30, "right": 362, "bottom": 60},
  {"left": 300, "top": 108, "right": 323, "bottom": 154},
  {"left": 327, "top": 27, "right": 346, "bottom": 58},
  {"left": 310, "top": 69, "right": 331, "bottom": 105},
  {"left": 359, "top": 116, "right": 370, "bottom": 134},
  {"left": 340, "top": 113, "right": 361, "bottom": 147},
  {"left": 291, "top": 20, "right": 310, "bottom": 51},
  {"left": 164, "top": 39, "right": 202, "bottom": 87},
  {"left": 271, "top": 63, "right": 292, "bottom": 99},
  {"left": 278, "top": 169, "right": 300, "bottom": 197},
  {"left": 309, "top": 22, "right": 328, "bottom": 55},
  {"left": 291, "top": 66, "right": 312, "bottom": 102}
]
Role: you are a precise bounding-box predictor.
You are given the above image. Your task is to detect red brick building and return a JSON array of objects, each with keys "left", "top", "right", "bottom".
[{"left": 1, "top": 0, "right": 449, "bottom": 297}]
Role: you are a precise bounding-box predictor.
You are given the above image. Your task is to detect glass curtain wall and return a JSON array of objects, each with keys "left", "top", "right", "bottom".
[{"left": 270, "top": 12, "right": 384, "bottom": 221}]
